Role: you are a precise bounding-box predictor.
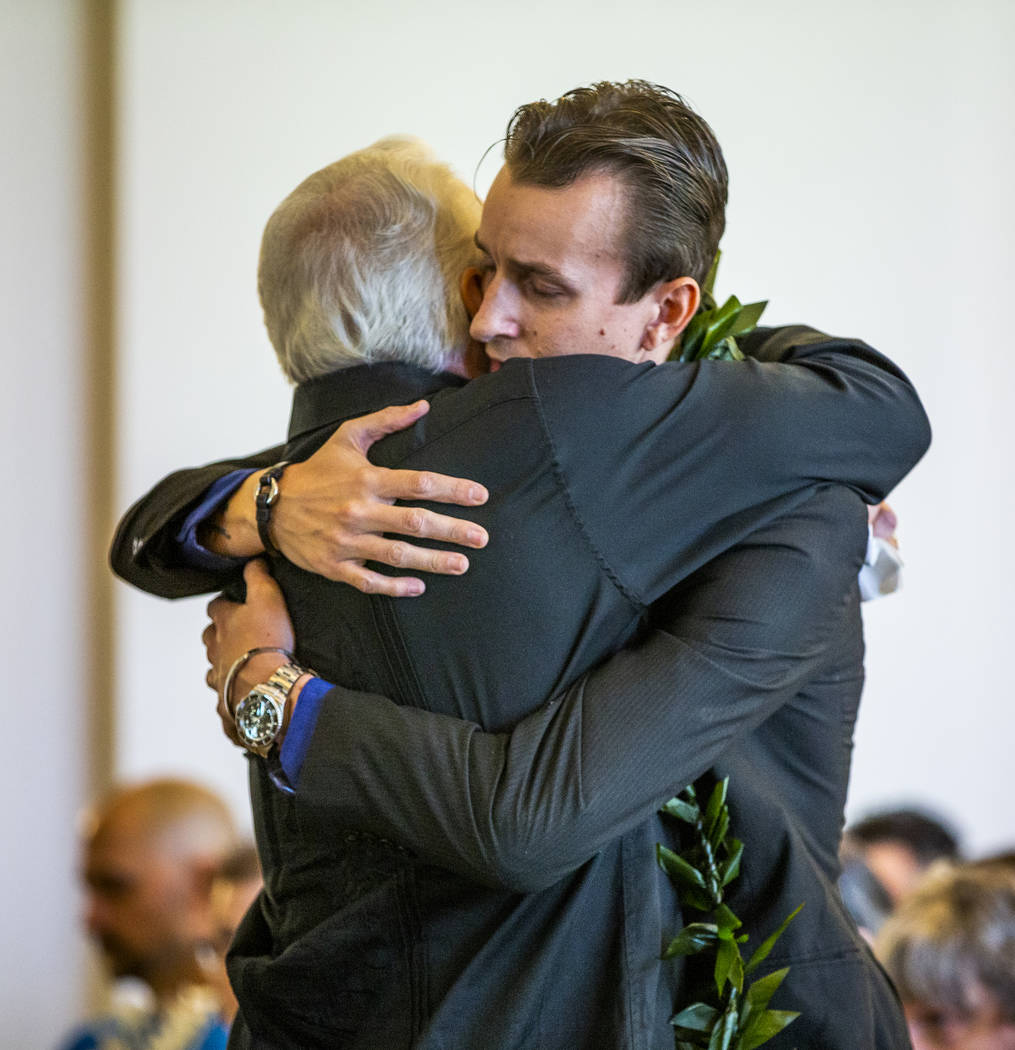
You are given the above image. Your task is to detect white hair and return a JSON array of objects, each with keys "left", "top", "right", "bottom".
[{"left": 258, "top": 136, "right": 483, "bottom": 384}]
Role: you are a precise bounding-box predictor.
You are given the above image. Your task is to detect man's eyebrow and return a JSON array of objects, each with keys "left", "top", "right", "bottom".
[{"left": 474, "top": 233, "right": 571, "bottom": 285}]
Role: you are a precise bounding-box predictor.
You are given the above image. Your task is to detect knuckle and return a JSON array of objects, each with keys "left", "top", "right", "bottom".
[
  {"left": 386, "top": 541, "right": 408, "bottom": 567},
  {"left": 402, "top": 509, "right": 426, "bottom": 535},
  {"left": 343, "top": 500, "right": 368, "bottom": 528},
  {"left": 412, "top": 472, "right": 435, "bottom": 497},
  {"left": 352, "top": 465, "right": 376, "bottom": 494}
]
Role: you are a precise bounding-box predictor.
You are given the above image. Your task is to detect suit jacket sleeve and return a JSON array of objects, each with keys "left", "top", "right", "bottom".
[
  {"left": 109, "top": 326, "right": 930, "bottom": 603},
  {"left": 295, "top": 484, "right": 868, "bottom": 892},
  {"left": 109, "top": 444, "right": 287, "bottom": 598},
  {"left": 529, "top": 324, "right": 930, "bottom": 607}
]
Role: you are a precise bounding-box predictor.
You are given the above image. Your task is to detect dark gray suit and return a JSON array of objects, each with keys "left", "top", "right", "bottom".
[{"left": 112, "top": 327, "right": 929, "bottom": 1048}]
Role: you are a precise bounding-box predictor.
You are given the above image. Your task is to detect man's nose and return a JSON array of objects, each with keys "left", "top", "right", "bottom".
[{"left": 469, "top": 275, "right": 520, "bottom": 344}]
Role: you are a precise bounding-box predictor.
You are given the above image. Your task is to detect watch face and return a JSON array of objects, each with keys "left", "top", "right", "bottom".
[{"left": 235, "top": 691, "right": 282, "bottom": 747}]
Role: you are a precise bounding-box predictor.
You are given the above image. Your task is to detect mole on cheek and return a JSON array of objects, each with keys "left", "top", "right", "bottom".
[{"left": 599, "top": 329, "right": 606, "bottom": 336}]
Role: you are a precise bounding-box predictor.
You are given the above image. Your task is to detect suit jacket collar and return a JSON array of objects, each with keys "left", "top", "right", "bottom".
[{"left": 287, "top": 362, "right": 465, "bottom": 441}]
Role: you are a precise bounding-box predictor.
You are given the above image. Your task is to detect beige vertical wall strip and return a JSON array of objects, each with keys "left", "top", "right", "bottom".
[
  {"left": 84, "top": 0, "right": 117, "bottom": 802},
  {"left": 0, "top": 0, "right": 105, "bottom": 1043}
]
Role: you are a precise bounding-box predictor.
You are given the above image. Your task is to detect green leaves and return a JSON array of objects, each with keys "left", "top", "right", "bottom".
[
  {"left": 662, "top": 795, "right": 700, "bottom": 824},
  {"left": 745, "top": 905, "right": 804, "bottom": 977},
  {"left": 673, "top": 1002, "right": 719, "bottom": 1045},
  {"left": 663, "top": 922, "right": 718, "bottom": 960},
  {"left": 657, "top": 779, "right": 803, "bottom": 1049},
  {"left": 656, "top": 257, "right": 796, "bottom": 1048},
  {"left": 721, "top": 839, "right": 744, "bottom": 888},
  {"left": 714, "top": 934, "right": 744, "bottom": 998},
  {"left": 739, "top": 971, "right": 800, "bottom": 1050},
  {"left": 738, "top": 1011, "right": 800, "bottom": 1050},
  {"left": 669, "top": 250, "right": 767, "bottom": 364}
]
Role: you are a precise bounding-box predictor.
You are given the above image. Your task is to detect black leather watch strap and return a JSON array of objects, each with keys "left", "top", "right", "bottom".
[{"left": 255, "top": 461, "right": 289, "bottom": 556}]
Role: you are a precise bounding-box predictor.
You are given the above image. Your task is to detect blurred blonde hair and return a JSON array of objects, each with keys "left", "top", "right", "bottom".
[{"left": 877, "top": 859, "right": 1015, "bottom": 1022}]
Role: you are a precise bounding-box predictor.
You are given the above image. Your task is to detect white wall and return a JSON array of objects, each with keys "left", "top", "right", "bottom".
[
  {"left": 2, "top": 2, "right": 91, "bottom": 1046},
  {"left": 8, "top": 2, "right": 1011, "bottom": 1043}
]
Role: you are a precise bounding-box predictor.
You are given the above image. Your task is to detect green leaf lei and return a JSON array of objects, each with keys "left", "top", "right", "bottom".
[
  {"left": 658, "top": 780, "right": 803, "bottom": 1050},
  {"left": 669, "top": 251, "right": 767, "bottom": 363},
  {"left": 660, "top": 260, "right": 801, "bottom": 1048}
]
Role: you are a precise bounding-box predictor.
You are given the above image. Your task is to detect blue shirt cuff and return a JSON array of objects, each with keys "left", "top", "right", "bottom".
[
  {"left": 174, "top": 470, "right": 254, "bottom": 570},
  {"left": 275, "top": 677, "right": 332, "bottom": 790}
]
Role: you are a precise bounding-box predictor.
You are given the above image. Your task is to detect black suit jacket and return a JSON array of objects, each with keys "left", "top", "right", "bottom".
[{"left": 112, "top": 327, "right": 929, "bottom": 1048}]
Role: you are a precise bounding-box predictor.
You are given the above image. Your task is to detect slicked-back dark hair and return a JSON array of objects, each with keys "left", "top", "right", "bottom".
[{"left": 503, "top": 80, "right": 728, "bottom": 302}]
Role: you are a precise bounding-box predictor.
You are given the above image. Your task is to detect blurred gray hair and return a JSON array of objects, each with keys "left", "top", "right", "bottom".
[
  {"left": 258, "top": 137, "right": 482, "bottom": 384},
  {"left": 877, "top": 859, "right": 1015, "bottom": 1022}
]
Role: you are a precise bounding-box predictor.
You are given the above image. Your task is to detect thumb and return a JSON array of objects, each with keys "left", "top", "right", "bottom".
[
  {"left": 339, "top": 400, "right": 431, "bottom": 454},
  {"left": 243, "top": 557, "right": 275, "bottom": 596}
]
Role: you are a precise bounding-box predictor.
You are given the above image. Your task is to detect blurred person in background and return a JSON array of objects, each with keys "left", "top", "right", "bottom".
[
  {"left": 59, "top": 778, "right": 239, "bottom": 1050},
  {"left": 201, "top": 844, "right": 262, "bottom": 1027},
  {"left": 840, "top": 807, "right": 961, "bottom": 936},
  {"left": 877, "top": 858, "right": 1015, "bottom": 1050}
]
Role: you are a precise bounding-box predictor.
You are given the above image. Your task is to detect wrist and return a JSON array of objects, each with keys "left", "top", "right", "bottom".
[
  {"left": 287, "top": 672, "right": 314, "bottom": 716},
  {"left": 235, "top": 651, "right": 292, "bottom": 699},
  {"left": 200, "top": 473, "right": 263, "bottom": 557},
  {"left": 232, "top": 660, "right": 317, "bottom": 758}
]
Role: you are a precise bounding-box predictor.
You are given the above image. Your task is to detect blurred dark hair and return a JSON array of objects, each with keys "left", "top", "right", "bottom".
[{"left": 847, "top": 808, "right": 961, "bottom": 867}]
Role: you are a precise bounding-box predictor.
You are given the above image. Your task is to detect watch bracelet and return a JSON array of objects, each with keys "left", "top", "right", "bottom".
[{"left": 235, "top": 660, "right": 315, "bottom": 757}]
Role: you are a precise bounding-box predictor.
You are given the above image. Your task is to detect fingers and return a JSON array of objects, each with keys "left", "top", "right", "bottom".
[
  {"left": 330, "top": 406, "right": 489, "bottom": 507},
  {"left": 373, "top": 468, "right": 489, "bottom": 510},
  {"left": 216, "top": 690, "right": 242, "bottom": 747},
  {"left": 867, "top": 501, "right": 899, "bottom": 541},
  {"left": 874, "top": 507, "right": 898, "bottom": 538},
  {"left": 203, "top": 610, "right": 245, "bottom": 747},
  {"left": 321, "top": 529, "right": 477, "bottom": 578},
  {"left": 333, "top": 564, "right": 427, "bottom": 598},
  {"left": 364, "top": 502, "right": 488, "bottom": 549},
  {"left": 338, "top": 400, "right": 432, "bottom": 454}
]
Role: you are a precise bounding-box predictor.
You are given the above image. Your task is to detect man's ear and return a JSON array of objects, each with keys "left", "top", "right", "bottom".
[
  {"left": 641, "top": 277, "right": 700, "bottom": 357},
  {"left": 460, "top": 268, "right": 484, "bottom": 320},
  {"left": 459, "top": 268, "right": 490, "bottom": 377}
]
